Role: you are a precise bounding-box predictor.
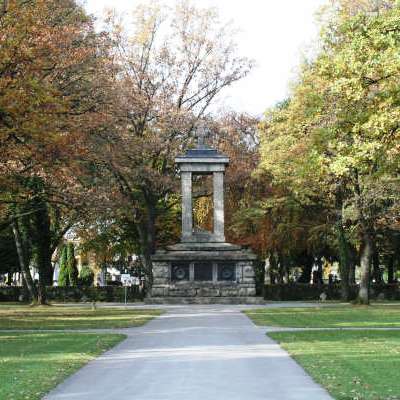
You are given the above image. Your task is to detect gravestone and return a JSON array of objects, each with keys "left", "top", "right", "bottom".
[{"left": 147, "top": 125, "right": 262, "bottom": 304}]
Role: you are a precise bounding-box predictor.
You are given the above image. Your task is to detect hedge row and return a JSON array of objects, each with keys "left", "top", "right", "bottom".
[
  {"left": 0, "top": 285, "right": 144, "bottom": 303},
  {"left": 2, "top": 283, "right": 398, "bottom": 302},
  {"left": 263, "top": 283, "right": 400, "bottom": 301}
]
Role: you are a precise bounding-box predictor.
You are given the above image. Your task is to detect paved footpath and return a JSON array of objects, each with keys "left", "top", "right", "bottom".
[{"left": 44, "top": 305, "right": 332, "bottom": 400}]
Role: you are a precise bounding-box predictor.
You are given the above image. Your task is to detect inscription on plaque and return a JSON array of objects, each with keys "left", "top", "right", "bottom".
[
  {"left": 194, "top": 262, "right": 213, "bottom": 281},
  {"left": 171, "top": 262, "right": 190, "bottom": 281},
  {"left": 217, "top": 263, "right": 235, "bottom": 281}
]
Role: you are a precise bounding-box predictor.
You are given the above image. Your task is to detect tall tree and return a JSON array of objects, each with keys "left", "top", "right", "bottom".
[
  {"left": 94, "top": 0, "right": 252, "bottom": 281},
  {"left": 258, "top": 0, "right": 400, "bottom": 303},
  {"left": 0, "top": 0, "right": 113, "bottom": 302}
]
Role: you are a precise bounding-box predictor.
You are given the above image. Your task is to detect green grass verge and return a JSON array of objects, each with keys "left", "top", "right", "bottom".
[
  {"left": 0, "top": 332, "right": 125, "bottom": 400},
  {"left": 0, "top": 305, "right": 162, "bottom": 329},
  {"left": 269, "top": 330, "right": 400, "bottom": 400},
  {"left": 245, "top": 305, "right": 400, "bottom": 328}
]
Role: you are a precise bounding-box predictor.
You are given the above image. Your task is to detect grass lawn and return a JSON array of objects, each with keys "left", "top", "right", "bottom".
[
  {"left": 244, "top": 305, "right": 400, "bottom": 328},
  {"left": 269, "top": 330, "right": 400, "bottom": 400},
  {"left": 0, "top": 332, "right": 125, "bottom": 400},
  {"left": 0, "top": 305, "right": 162, "bottom": 330}
]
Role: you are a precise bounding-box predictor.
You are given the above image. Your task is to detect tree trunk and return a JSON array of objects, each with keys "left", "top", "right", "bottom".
[
  {"left": 269, "top": 253, "right": 277, "bottom": 284},
  {"left": 387, "top": 255, "right": 394, "bottom": 284},
  {"left": 285, "top": 265, "right": 290, "bottom": 283},
  {"left": 11, "top": 219, "right": 37, "bottom": 302},
  {"left": 335, "top": 184, "right": 351, "bottom": 301},
  {"left": 358, "top": 230, "right": 373, "bottom": 304},
  {"left": 33, "top": 197, "right": 53, "bottom": 280},
  {"left": 277, "top": 253, "right": 285, "bottom": 284},
  {"left": 315, "top": 256, "right": 323, "bottom": 285},
  {"left": 372, "top": 241, "right": 383, "bottom": 284},
  {"left": 30, "top": 197, "right": 52, "bottom": 304},
  {"left": 337, "top": 222, "right": 351, "bottom": 301},
  {"left": 36, "top": 283, "right": 47, "bottom": 305},
  {"left": 348, "top": 245, "right": 357, "bottom": 285},
  {"left": 353, "top": 170, "right": 373, "bottom": 305},
  {"left": 298, "top": 253, "right": 313, "bottom": 284},
  {"left": 136, "top": 198, "right": 157, "bottom": 287}
]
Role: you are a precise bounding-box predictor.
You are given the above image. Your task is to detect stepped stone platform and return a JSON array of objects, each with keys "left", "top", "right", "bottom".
[
  {"left": 148, "top": 242, "right": 260, "bottom": 303},
  {"left": 145, "top": 296, "right": 265, "bottom": 305}
]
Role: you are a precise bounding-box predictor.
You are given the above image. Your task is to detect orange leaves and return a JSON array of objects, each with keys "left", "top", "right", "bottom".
[{"left": 0, "top": 0, "right": 114, "bottom": 223}]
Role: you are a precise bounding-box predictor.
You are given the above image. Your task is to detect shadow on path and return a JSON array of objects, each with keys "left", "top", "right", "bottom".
[{"left": 43, "top": 305, "right": 332, "bottom": 400}]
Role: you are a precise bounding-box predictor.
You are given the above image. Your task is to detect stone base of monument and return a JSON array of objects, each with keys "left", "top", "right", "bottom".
[
  {"left": 146, "top": 242, "right": 265, "bottom": 305},
  {"left": 145, "top": 296, "right": 265, "bottom": 305}
]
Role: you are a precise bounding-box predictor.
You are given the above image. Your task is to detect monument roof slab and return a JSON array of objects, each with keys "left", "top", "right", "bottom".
[{"left": 175, "top": 147, "right": 229, "bottom": 164}]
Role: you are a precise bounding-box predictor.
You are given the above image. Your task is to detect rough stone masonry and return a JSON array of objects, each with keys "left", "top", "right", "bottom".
[{"left": 147, "top": 126, "right": 263, "bottom": 304}]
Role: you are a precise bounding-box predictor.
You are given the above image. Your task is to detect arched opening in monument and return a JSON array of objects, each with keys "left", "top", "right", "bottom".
[{"left": 192, "top": 174, "right": 213, "bottom": 236}]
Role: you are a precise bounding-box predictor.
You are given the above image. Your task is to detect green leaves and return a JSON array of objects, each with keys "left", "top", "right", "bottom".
[
  {"left": 260, "top": 0, "right": 400, "bottom": 208},
  {"left": 257, "top": 0, "right": 400, "bottom": 281}
]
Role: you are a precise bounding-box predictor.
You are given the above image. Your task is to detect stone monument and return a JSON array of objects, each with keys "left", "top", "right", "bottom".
[{"left": 147, "top": 125, "right": 262, "bottom": 304}]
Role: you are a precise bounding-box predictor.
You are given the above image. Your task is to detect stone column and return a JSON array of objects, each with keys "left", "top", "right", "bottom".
[
  {"left": 213, "top": 171, "right": 225, "bottom": 242},
  {"left": 181, "top": 171, "right": 193, "bottom": 241}
]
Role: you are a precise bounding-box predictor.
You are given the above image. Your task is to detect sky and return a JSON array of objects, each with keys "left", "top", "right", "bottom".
[{"left": 83, "top": 0, "right": 327, "bottom": 116}]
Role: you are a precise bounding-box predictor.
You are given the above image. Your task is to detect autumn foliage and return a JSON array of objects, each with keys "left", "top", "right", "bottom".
[{"left": 0, "top": 0, "right": 399, "bottom": 306}]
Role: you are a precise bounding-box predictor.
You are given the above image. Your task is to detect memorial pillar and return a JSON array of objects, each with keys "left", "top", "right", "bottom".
[
  {"left": 213, "top": 171, "right": 225, "bottom": 242},
  {"left": 181, "top": 171, "right": 193, "bottom": 241}
]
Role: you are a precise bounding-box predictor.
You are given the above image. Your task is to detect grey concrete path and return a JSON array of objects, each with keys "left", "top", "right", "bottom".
[{"left": 44, "top": 305, "right": 332, "bottom": 400}]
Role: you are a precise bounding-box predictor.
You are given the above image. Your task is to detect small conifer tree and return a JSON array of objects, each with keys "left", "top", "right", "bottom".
[
  {"left": 66, "top": 243, "right": 79, "bottom": 286},
  {"left": 57, "top": 246, "right": 69, "bottom": 287}
]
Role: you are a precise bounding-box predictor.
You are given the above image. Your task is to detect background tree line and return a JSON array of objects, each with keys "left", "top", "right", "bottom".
[
  {"left": 253, "top": 0, "right": 400, "bottom": 304},
  {"left": 0, "top": 0, "right": 252, "bottom": 303},
  {"left": 0, "top": 0, "right": 399, "bottom": 305}
]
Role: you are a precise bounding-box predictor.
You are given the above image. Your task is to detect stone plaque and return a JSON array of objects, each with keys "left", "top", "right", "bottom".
[
  {"left": 171, "top": 262, "right": 190, "bottom": 281},
  {"left": 217, "top": 263, "right": 235, "bottom": 281},
  {"left": 194, "top": 262, "right": 213, "bottom": 281}
]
